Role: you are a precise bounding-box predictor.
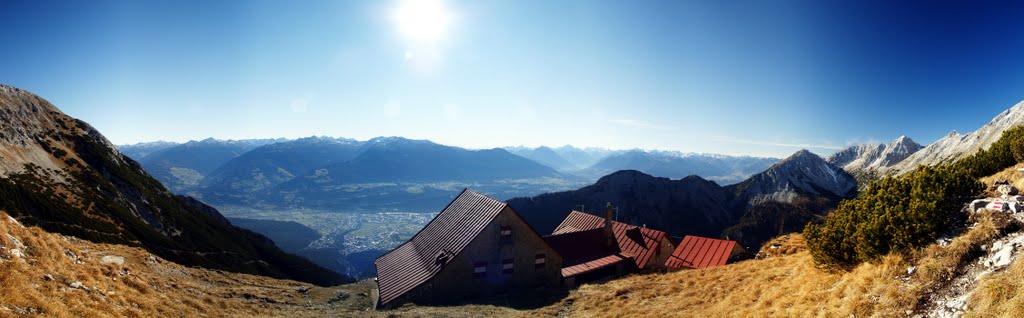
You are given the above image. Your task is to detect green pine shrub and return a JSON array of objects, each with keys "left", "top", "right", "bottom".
[{"left": 806, "top": 126, "right": 1024, "bottom": 268}]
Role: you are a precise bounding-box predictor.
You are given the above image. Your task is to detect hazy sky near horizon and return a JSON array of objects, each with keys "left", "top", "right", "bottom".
[{"left": 3, "top": 0, "right": 1024, "bottom": 157}]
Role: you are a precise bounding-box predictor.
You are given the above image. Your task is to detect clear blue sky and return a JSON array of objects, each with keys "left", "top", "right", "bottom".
[{"left": 2, "top": 0, "right": 1024, "bottom": 157}]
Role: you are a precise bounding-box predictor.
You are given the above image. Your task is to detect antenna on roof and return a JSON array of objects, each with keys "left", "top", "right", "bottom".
[
  {"left": 577, "top": 204, "right": 585, "bottom": 213},
  {"left": 614, "top": 206, "right": 619, "bottom": 221}
]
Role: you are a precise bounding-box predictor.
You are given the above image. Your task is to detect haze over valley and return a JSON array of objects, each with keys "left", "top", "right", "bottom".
[
  {"left": 117, "top": 136, "right": 780, "bottom": 277},
  {"left": 5, "top": 0, "right": 1024, "bottom": 316}
]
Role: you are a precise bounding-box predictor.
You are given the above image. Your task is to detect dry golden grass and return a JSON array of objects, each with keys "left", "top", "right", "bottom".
[
  {"left": 978, "top": 163, "right": 1024, "bottom": 196},
  {"left": 756, "top": 233, "right": 806, "bottom": 258},
  {"left": 535, "top": 212, "right": 1010, "bottom": 318},
  {"left": 0, "top": 211, "right": 527, "bottom": 318},
  {"left": 7, "top": 165, "right": 1024, "bottom": 317},
  {"left": 965, "top": 210, "right": 1024, "bottom": 317},
  {"left": 967, "top": 248, "right": 1024, "bottom": 317}
]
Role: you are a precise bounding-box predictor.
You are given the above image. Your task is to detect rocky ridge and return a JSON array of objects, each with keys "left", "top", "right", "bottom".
[
  {"left": 890, "top": 100, "right": 1024, "bottom": 175},
  {"left": 0, "top": 84, "right": 346, "bottom": 286},
  {"left": 735, "top": 149, "right": 857, "bottom": 207},
  {"left": 828, "top": 135, "right": 923, "bottom": 175}
]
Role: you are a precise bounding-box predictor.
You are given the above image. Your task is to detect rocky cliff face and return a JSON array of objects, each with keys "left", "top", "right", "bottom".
[
  {"left": 828, "top": 136, "right": 923, "bottom": 175},
  {"left": 889, "top": 100, "right": 1024, "bottom": 175},
  {"left": 827, "top": 143, "right": 886, "bottom": 172},
  {"left": 0, "top": 85, "right": 115, "bottom": 179},
  {"left": 875, "top": 136, "right": 924, "bottom": 167},
  {"left": 734, "top": 149, "right": 857, "bottom": 208},
  {"left": 0, "top": 84, "right": 346, "bottom": 286}
]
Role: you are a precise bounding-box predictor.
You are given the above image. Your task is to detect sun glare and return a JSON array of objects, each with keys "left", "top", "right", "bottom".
[{"left": 393, "top": 0, "right": 452, "bottom": 43}]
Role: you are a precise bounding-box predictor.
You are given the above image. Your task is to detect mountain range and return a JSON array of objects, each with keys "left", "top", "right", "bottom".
[
  {"left": 826, "top": 136, "right": 924, "bottom": 185},
  {"left": 827, "top": 136, "right": 923, "bottom": 174},
  {"left": 104, "top": 92, "right": 1024, "bottom": 275},
  {"left": 117, "top": 140, "right": 179, "bottom": 159},
  {"left": 822, "top": 100, "right": 1024, "bottom": 180},
  {"left": 259, "top": 137, "right": 572, "bottom": 211},
  {"left": 887, "top": 100, "right": 1024, "bottom": 175},
  {"left": 198, "top": 136, "right": 366, "bottom": 203},
  {"left": 130, "top": 138, "right": 281, "bottom": 192},
  {"left": 0, "top": 85, "right": 346, "bottom": 286},
  {"left": 119, "top": 139, "right": 781, "bottom": 213},
  {"left": 734, "top": 149, "right": 857, "bottom": 208},
  {"left": 580, "top": 150, "right": 779, "bottom": 185},
  {"left": 508, "top": 149, "right": 856, "bottom": 251},
  {"left": 504, "top": 146, "right": 582, "bottom": 171},
  {"left": 403, "top": 97, "right": 1024, "bottom": 271}
]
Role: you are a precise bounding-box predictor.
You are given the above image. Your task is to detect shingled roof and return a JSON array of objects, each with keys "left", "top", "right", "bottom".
[
  {"left": 551, "top": 211, "right": 668, "bottom": 269},
  {"left": 374, "top": 189, "right": 507, "bottom": 307},
  {"left": 665, "top": 235, "right": 737, "bottom": 270}
]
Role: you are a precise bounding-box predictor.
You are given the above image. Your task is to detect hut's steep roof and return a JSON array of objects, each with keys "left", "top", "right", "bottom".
[
  {"left": 552, "top": 210, "right": 669, "bottom": 269},
  {"left": 665, "top": 235, "right": 737, "bottom": 270},
  {"left": 374, "top": 189, "right": 507, "bottom": 306}
]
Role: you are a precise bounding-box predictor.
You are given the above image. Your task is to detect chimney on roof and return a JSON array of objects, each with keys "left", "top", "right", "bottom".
[{"left": 605, "top": 203, "right": 614, "bottom": 248}]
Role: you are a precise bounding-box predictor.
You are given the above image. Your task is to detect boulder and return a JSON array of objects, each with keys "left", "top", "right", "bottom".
[
  {"left": 100, "top": 255, "right": 125, "bottom": 265},
  {"left": 998, "top": 184, "right": 1019, "bottom": 197},
  {"left": 1010, "top": 202, "right": 1024, "bottom": 213},
  {"left": 5, "top": 234, "right": 24, "bottom": 249},
  {"left": 971, "top": 199, "right": 990, "bottom": 213},
  {"left": 990, "top": 243, "right": 1015, "bottom": 267},
  {"left": 68, "top": 281, "right": 90, "bottom": 292},
  {"left": 986, "top": 201, "right": 1010, "bottom": 212}
]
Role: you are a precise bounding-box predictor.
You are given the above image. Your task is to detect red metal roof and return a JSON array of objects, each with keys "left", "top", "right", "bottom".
[
  {"left": 561, "top": 254, "right": 629, "bottom": 277},
  {"left": 665, "top": 235, "right": 737, "bottom": 270},
  {"left": 374, "top": 189, "right": 507, "bottom": 307},
  {"left": 551, "top": 211, "right": 668, "bottom": 269}
]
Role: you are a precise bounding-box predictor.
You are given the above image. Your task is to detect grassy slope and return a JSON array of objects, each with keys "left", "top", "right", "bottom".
[
  {"left": 0, "top": 210, "right": 525, "bottom": 318},
  {"left": 531, "top": 167, "right": 1024, "bottom": 318},
  {"left": 537, "top": 217, "right": 1002, "bottom": 318},
  {"left": 969, "top": 249, "right": 1024, "bottom": 317},
  {"left": 965, "top": 164, "right": 1024, "bottom": 317}
]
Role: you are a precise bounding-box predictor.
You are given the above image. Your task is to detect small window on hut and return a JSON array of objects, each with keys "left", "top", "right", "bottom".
[
  {"left": 502, "top": 258, "right": 514, "bottom": 274},
  {"left": 535, "top": 253, "right": 546, "bottom": 270},
  {"left": 500, "top": 225, "right": 512, "bottom": 240},
  {"left": 474, "top": 261, "right": 487, "bottom": 278}
]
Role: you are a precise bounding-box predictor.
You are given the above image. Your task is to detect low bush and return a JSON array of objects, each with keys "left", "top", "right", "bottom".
[{"left": 805, "top": 125, "right": 1024, "bottom": 268}]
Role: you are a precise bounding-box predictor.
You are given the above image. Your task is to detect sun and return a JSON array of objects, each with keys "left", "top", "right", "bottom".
[{"left": 393, "top": 0, "right": 452, "bottom": 43}]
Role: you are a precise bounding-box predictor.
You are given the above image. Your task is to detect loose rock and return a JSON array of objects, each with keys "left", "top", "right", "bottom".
[
  {"left": 100, "top": 255, "right": 125, "bottom": 265},
  {"left": 6, "top": 234, "right": 24, "bottom": 249},
  {"left": 68, "top": 281, "right": 90, "bottom": 292}
]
